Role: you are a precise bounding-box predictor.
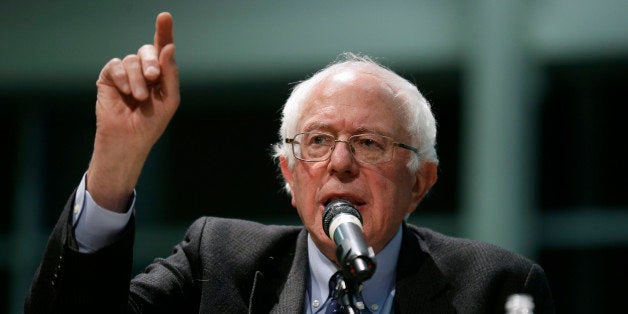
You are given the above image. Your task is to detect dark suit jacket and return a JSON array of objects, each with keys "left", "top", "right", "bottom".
[{"left": 26, "top": 193, "right": 554, "bottom": 313}]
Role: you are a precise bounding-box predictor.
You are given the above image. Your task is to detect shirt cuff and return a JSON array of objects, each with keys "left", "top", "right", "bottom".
[{"left": 72, "top": 173, "right": 135, "bottom": 253}]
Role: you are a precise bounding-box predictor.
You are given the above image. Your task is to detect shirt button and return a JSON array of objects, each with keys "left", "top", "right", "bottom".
[
  {"left": 371, "top": 304, "right": 379, "bottom": 311},
  {"left": 73, "top": 204, "right": 80, "bottom": 214},
  {"left": 312, "top": 299, "right": 320, "bottom": 308},
  {"left": 355, "top": 301, "right": 365, "bottom": 310}
]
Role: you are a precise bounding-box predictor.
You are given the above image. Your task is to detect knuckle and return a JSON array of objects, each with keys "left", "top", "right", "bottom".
[
  {"left": 123, "top": 56, "right": 141, "bottom": 70},
  {"left": 122, "top": 54, "right": 138, "bottom": 63},
  {"left": 104, "top": 58, "right": 122, "bottom": 71},
  {"left": 111, "top": 68, "right": 126, "bottom": 81},
  {"left": 99, "top": 58, "right": 123, "bottom": 84},
  {"left": 138, "top": 44, "right": 155, "bottom": 54}
]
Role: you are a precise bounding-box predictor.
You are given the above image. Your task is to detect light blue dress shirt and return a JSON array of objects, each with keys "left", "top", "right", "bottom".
[
  {"left": 72, "top": 174, "right": 134, "bottom": 253},
  {"left": 305, "top": 228, "right": 401, "bottom": 313}
]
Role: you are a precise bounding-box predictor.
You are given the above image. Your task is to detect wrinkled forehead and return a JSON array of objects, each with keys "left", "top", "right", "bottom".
[{"left": 296, "top": 69, "right": 407, "bottom": 134}]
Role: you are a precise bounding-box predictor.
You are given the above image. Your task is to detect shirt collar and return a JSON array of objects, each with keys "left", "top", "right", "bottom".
[
  {"left": 307, "top": 226, "right": 403, "bottom": 312},
  {"left": 360, "top": 226, "right": 402, "bottom": 310},
  {"left": 307, "top": 235, "right": 339, "bottom": 309}
]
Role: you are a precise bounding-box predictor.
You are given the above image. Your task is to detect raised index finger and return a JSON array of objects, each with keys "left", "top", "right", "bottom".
[{"left": 154, "top": 12, "right": 174, "bottom": 53}]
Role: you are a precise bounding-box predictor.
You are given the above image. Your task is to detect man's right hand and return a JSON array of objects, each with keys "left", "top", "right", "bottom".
[{"left": 86, "top": 12, "right": 180, "bottom": 212}]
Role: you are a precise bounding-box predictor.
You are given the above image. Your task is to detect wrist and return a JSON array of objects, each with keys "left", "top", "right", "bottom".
[{"left": 86, "top": 144, "right": 147, "bottom": 212}]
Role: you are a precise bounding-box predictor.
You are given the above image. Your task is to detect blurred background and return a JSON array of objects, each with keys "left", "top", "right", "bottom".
[{"left": 2, "top": 0, "right": 627, "bottom": 312}]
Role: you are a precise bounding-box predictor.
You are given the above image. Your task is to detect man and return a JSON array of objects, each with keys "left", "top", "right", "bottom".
[{"left": 26, "top": 12, "right": 554, "bottom": 313}]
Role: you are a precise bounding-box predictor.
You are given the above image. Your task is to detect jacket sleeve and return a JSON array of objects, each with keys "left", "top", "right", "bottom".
[
  {"left": 25, "top": 191, "right": 136, "bottom": 313},
  {"left": 126, "top": 217, "right": 206, "bottom": 313},
  {"left": 25, "top": 190, "right": 209, "bottom": 314}
]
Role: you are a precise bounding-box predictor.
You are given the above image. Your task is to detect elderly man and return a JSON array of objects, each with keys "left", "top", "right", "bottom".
[{"left": 26, "top": 13, "right": 553, "bottom": 313}]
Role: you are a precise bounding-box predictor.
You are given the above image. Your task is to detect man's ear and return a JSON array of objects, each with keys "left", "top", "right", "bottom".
[
  {"left": 279, "top": 156, "right": 297, "bottom": 208},
  {"left": 409, "top": 161, "right": 438, "bottom": 213}
]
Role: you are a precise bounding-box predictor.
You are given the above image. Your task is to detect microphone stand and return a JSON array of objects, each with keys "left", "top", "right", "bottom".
[{"left": 333, "top": 272, "right": 366, "bottom": 313}]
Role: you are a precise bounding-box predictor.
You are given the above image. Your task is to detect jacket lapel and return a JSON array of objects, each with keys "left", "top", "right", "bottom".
[
  {"left": 248, "top": 224, "right": 455, "bottom": 313},
  {"left": 394, "top": 224, "right": 455, "bottom": 313},
  {"left": 248, "top": 229, "right": 309, "bottom": 314}
]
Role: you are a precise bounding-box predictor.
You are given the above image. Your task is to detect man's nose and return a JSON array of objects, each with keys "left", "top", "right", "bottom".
[{"left": 328, "top": 140, "right": 359, "bottom": 176}]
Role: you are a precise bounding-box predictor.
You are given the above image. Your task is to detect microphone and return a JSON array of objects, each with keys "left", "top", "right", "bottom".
[{"left": 322, "top": 200, "right": 376, "bottom": 282}]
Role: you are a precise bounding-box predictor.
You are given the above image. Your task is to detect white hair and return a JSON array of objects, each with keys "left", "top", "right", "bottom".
[{"left": 273, "top": 53, "right": 438, "bottom": 189}]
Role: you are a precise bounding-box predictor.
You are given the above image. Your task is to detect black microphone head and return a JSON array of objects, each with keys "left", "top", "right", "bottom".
[{"left": 322, "top": 199, "right": 363, "bottom": 238}]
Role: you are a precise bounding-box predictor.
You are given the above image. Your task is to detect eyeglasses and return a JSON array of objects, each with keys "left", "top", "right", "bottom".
[{"left": 285, "top": 132, "right": 419, "bottom": 164}]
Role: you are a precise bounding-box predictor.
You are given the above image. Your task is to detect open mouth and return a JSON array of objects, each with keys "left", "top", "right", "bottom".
[{"left": 323, "top": 196, "right": 366, "bottom": 208}]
